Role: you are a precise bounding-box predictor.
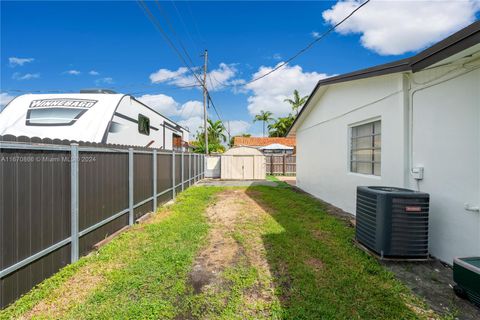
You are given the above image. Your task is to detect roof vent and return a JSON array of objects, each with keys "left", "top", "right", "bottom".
[{"left": 80, "top": 89, "right": 116, "bottom": 94}]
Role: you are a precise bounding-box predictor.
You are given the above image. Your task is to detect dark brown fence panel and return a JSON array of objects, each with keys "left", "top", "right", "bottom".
[
  {"left": 157, "top": 153, "right": 173, "bottom": 205},
  {"left": 195, "top": 155, "right": 199, "bottom": 182},
  {"left": 266, "top": 155, "right": 296, "bottom": 176},
  {"left": 134, "top": 153, "right": 153, "bottom": 219},
  {"left": 175, "top": 154, "right": 182, "bottom": 194},
  {"left": 1, "top": 135, "right": 205, "bottom": 309},
  {"left": 1, "top": 136, "right": 71, "bottom": 309},
  {"left": 79, "top": 151, "right": 129, "bottom": 255},
  {"left": 184, "top": 154, "right": 191, "bottom": 188}
]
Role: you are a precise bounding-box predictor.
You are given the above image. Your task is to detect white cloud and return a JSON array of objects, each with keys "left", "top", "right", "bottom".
[
  {"left": 225, "top": 120, "right": 251, "bottom": 136},
  {"left": 9, "top": 57, "right": 34, "bottom": 67},
  {"left": 149, "top": 63, "right": 239, "bottom": 91},
  {"left": 178, "top": 100, "right": 203, "bottom": 118},
  {"left": 311, "top": 31, "right": 320, "bottom": 39},
  {"left": 0, "top": 93, "right": 15, "bottom": 110},
  {"left": 178, "top": 116, "right": 204, "bottom": 136},
  {"left": 65, "top": 69, "right": 81, "bottom": 75},
  {"left": 89, "top": 70, "right": 99, "bottom": 76},
  {"left": 95, "top": 77, "right": 114, "bottom": 85},
  {"left": 206, "top": 63, "right": 238, "bottom": 90},
  {"left": 137, "top": 94, "right": 179, "bottom": 117},
  {"left": 245, "top": 63, "right": 329, "bottom": 117},
  {"left": 12, "top": 72, "right": 40, "bottom": 80},
  {"left": 137, "top": 94, "right": 203, "bottom": 118},
  {"left": 323, "top": 0, "right": 480, "bottom": 55},
  {"left": 150, "top": 66, "right": 189, "bottom": 84}
]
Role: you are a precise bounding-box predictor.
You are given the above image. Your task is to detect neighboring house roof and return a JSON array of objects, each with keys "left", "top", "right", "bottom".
[
  {"left": 259, "top": 143, "right": 294, "bottom": 150},
  {"left": 233, "top": 136, "right": 296, "bottom": 147},
  {"left": 287, "top": 20, "right": 480, "bottom": 136}
]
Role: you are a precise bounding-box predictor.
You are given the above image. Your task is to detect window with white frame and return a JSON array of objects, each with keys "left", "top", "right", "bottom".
[{"left": 350, "top": 120, "right": 381, "bottom": 176}]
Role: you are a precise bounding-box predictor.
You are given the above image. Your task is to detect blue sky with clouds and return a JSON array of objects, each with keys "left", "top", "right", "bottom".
[{"left": 1, "top": 0, "right": 479, "bottom": 136}]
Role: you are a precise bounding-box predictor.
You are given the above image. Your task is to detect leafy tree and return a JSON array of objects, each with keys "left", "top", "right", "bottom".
[
  {"left": 193, "top": 140, "right": 225, "bottom": 154},
  {"left": 253, "top": 110, "right": 273, "bottom": 137},
  {"left": 207, "top": 119, "right": 227, "bottom": 143},
  {"left": 268, "top": 116, "right": 294, "bottom": 137},
  {"left": 284, "top": 89, "right": 309, "bottom": 116},
  {"left": 193, "top": 119, "right": 227, "bottom": 154}
]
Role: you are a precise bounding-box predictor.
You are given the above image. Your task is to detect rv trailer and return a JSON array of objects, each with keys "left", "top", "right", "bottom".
[{"left": 0, "top": 90, "right": 189, "bottom": 150}]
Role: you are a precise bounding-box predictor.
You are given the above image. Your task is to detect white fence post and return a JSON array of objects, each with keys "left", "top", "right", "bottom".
[
  {"left": 153, "top": 149, "right": 157, "bottom": 211},
  {"left": 128, "top": 148, "right": 134, "bottom": 225},
  {"left": 70, "top": 143, "right": 79, "bottom": 263},
  {"left": 172, "top": 150, "right": 176, "bottom": 199}
]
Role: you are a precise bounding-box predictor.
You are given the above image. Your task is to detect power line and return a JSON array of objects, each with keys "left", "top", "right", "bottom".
[
  {"left": 169, "top": 0, "right": 201, "bottom": 60},
  {"left": 3, "top": 81, "right": 202, "bottom": 95},
  {"left": 137, "top": 0, "right": 204, "bottom": 88},
  {"left": 137, "top": 0, "right": 229, "bottom": 139},
  {"left": 207, "top": 93, "right": 231, "bottom": 137},
  {"left": 211, "top": 0, "right": 371, "bottom": 89},
  {"left": 185, "top": 0, "right": 205, "bottom": 45},
  {"left": 153, "top": 0, "right": 200, "bottom": 73}
]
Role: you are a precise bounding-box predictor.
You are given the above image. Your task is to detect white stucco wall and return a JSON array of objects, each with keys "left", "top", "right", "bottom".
[
  {"left": 296, "top": 73, "right": 407, "bottom": 214},
  {"left": 409, "top": 65, "right": 480, "bottom": 263},
  {"left": 295, "top": 54, "right": 480, "bottom": 264}
]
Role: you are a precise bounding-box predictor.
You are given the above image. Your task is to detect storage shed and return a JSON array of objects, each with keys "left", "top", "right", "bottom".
[{"left": 221, "top": 146, "right": 265, "bottom": 180}]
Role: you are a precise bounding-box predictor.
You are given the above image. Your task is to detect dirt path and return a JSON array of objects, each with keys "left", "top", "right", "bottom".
[{"left": 186, "top": 189, "right": 281, "bottom": 319}]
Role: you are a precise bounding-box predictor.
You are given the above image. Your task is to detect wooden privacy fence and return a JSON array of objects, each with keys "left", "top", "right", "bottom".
[
  {"left": 265, "top": 155, "right": 296, "bottom": 176},
  {"left": 0, "top": 135, "right": 205, "bottom": 309}
]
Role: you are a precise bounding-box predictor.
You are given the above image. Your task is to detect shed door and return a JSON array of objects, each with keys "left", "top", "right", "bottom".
[
  {"left": 243, "top": 156, "right": 254, "bottom": 180},
  {"left": 230, "top": 156, "right": 255, "bottom": 180},
  {"left": 231, "top": 156, "right": 244, "bottom": 179},
  {"left": 412, "top": 69, "right": 480, "bottom": 263}
]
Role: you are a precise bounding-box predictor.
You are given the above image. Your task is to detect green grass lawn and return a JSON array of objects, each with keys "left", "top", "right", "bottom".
[
  {"left": 246, "top": 185, "right": 435, "bottom": 319},
  {"left": 1, "top": 184, "right": 439, "bottom": 319},
  {"left": 0, "top": 187, "right": 220, "bottom": 320}
]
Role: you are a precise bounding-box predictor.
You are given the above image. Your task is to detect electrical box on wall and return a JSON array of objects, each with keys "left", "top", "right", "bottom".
[{"left": 412, "top": 167, "right": 424, "bottom": 180}]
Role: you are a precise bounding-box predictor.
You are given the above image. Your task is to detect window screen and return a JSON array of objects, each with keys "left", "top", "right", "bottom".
[
  {"left": 350, "top": 120, "right": 381, "bottom": 176},
  {"left": 138, "top": 114, "right": 150, "bottom": 135}
]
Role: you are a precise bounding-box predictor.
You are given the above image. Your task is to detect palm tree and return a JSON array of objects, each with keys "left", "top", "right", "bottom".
[
  {"left": 284, "top": 89, "right": 309, "bottom": 116},
  {"left": 207, "top": 119, "right": 227, "bottom": 143},
  {"left": 253, "top": 110, "right": 273, "bottom": 137},
  {"left": 268, "top": 116, "right": 294, "bottom": 137}
]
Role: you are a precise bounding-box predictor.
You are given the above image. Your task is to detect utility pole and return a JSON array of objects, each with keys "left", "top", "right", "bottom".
[{"left": 202, "top": 49, "right": 208, "bottom": 155}]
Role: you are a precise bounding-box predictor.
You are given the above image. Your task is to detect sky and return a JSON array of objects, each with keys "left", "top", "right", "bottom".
[{"left": 1, "top": 0, "right": 479, "bottom": 137}]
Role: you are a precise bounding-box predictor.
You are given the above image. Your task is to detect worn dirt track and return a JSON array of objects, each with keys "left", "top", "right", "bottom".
[{"left": 187, "top": 189, "right": 279, "bottom": 318}]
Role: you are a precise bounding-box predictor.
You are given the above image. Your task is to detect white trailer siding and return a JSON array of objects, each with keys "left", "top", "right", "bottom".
[
  {"left": 295, "top": 53, "right": 480, "bottom": 264},
  {"left": 106, "top": 97, "right": 187, "bottom": 149},
  {"left": 0, "top": 93, "right": 189, "bottom": 150},
  {"left": 0, "top": 93, "right": 122, "bottom": 142}
]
